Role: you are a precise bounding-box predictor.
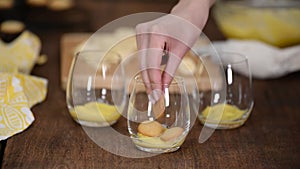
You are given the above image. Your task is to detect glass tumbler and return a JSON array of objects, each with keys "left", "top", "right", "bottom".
[
  {"left": 127, "top": 75, "right": 190, "bottom": 153},
  {"left": 66, "top": 50, "right": 126, "bottom": 127},
  {"left": 198, "top": 52, "right": 254, "bottom": 129}
]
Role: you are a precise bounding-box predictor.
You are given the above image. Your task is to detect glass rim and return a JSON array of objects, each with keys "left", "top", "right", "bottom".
[
  {"left": 134, "top": 75, "right": 185, "bottom": 86},
  {"left": 75, "top": 49, "right": 121, "bottom": 57},
  {"left": 218, "top": 51, "right": 249, "bottom": 65}
]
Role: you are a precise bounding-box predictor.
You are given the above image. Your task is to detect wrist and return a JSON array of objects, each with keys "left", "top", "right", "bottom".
[
  {"left": 171, "top": 0, "right": 214, "bottom": 29},
  {"left": 171, "top": 0, "right": 214, "bottom": 12}
]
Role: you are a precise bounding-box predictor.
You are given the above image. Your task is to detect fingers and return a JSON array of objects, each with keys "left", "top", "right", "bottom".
[
  {"left": 145, "top": 36, "right": 165, "bottom": 103},
  {"left": 136, "top": 24, "right": 151, "bottom": 94},
  {"left": 162, "top": 41, "right": 190, "bottom": 85},
  {"left": 146, "top": 34, "right": 164, "bottom": 85},
  {"left": 136, "top": 24, "right": 166, "bottom": 102},
  {"left": 136, "top": 16, "right": 197, "bottom": 99}
]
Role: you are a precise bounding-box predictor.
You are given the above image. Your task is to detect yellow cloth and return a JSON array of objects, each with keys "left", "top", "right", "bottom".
[
  {"left": 0, "top": 73, "right": 47, "bottom": 140},
  {"left": 0, "top": 30, "right": 41, "bottom": 74}
]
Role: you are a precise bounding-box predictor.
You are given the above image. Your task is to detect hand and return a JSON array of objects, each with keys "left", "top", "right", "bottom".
[{"left": 136, "top": 0, "right": 213, "bottom": 102}]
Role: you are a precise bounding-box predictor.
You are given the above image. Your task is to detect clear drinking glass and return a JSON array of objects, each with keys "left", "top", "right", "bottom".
[
  {"left": 198, "top": 52, "right": 254, "bottom": 129},
  {"left": 127, "top": 75, "right": 190, "bottom": 153},
  {"left": 66, "top": 50, "right": 126, "bottom": 127}
]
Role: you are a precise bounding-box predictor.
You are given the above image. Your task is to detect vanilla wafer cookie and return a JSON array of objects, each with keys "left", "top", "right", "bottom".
[
  {"left": 137, "top": 120, "right": 164, "bottom": 137},
  {"left": 152, "top": 95, "right": 165, "bottom": 119},
  {"left": 160, "top": 127, "right": 184, "bottom": 142}
]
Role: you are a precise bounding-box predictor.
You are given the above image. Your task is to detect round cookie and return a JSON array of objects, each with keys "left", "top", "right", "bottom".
[
  {"left": 48, "top": 0, "right": 73, "bottom": 11},
  {"left": 138, "top": 120, "right": 164, "bottom": 137},
  {"left": 0, "top": 20, "right": 25, "bottom": 34},
  {"left": 152, "top": 94, "right": 165, "bottom": 119},
  {"left": 0, "top": 0, "right": 14, "bottom": 9},
  {"left": 160, "top": 127, "right": 184, "bottom": 142},
  {"left": 0, "top": 20, "right": 25, "bottom": 43},
  {"left": 26, "top": 0, "right": 47, "bottom": 7}
]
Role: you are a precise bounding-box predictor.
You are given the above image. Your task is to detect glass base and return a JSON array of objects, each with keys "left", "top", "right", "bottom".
[
  {"left": 198, "top": 117, "right": 248, "bottom": 129},
  {"left": 130, "top": 135, "right": 185, "bottom": 154},
  {"left": 134, "top": 144, "right": 180, "bottom": 154},
  {"left": 74, "top": 119, "right": 117, "bottom": 127},
  {"left": 198, "top": 108, "right": 252, "bottom": 129}
]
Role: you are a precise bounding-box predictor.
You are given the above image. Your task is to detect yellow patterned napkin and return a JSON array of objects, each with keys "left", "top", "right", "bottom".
[
  {"left": 0, "top": 30, "right": 42, "bottom": 74},
  {"left": 0, "top": 73, "right": 47, "bottom": 140}
]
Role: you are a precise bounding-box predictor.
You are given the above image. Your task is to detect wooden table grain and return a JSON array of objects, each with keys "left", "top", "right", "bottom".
[{"left": 1, "top": 1, "right": 300, "bottom": 168}]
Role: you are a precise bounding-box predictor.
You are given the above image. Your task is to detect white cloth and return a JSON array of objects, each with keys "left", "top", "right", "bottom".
[{"left": 212, "top": 39, "right": 300, "bottom": 79}]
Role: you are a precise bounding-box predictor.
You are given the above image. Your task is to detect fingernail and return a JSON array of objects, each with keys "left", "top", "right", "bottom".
[
  {"left": 148, "top": 89, "right": 162, "bottom": 104},
  {"left": 148, "top": 94, "right": 156, "bottom": 104}
]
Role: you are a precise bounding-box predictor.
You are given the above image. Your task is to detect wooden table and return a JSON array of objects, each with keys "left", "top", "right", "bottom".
[{"left": 1, "top": 1, "right": 299, "bottom": 168}]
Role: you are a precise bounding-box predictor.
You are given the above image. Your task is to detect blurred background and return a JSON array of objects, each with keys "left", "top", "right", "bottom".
[
  {"left": 0, "top": 0, "right": 227, "bottom": 40},
  {"left": 0, "top": 0, "right": 181, "bottom": 33},
  {"left": 1, "top": 0, "right": 299, "bottom": 79}
]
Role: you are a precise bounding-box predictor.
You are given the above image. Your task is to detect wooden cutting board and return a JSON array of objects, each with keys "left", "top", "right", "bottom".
[
  {"left": 60, "top": 33, "right": 91, "bottom": 90},
  {"left": 60, "top": 33, "right": 221, "bottom": 92}
]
